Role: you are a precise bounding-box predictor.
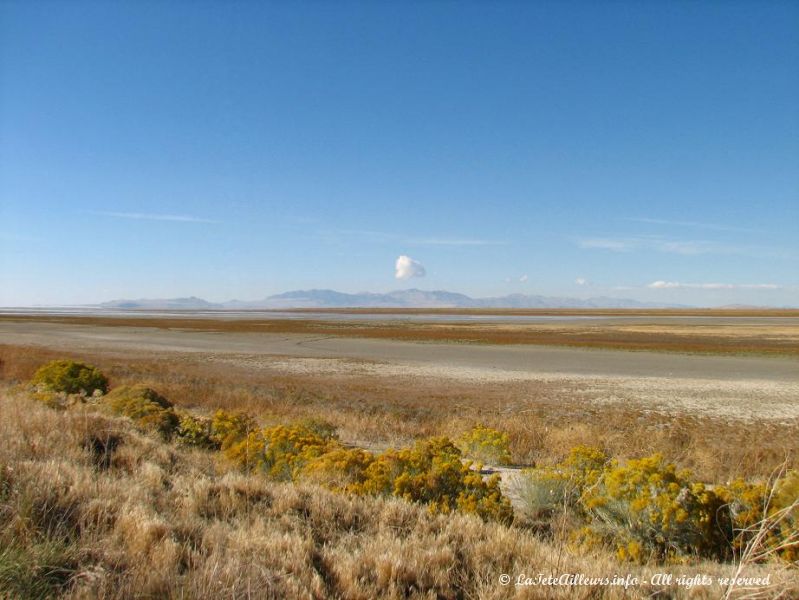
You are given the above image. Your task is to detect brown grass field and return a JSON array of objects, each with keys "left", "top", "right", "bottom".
[
  {"left": 1, "top": 340, "right": 796, "bottom": 485},
  {"left": 2, "top": 311, "right": 799, "bottom": 356},
  {"left": 1, "top": 313, "right": 797, "bottom": 598},
  {"left": 267, "top": 307, "right": 799, "bottom": 317},
  {"left": 3, "top": 388, "right": 795, "bottom": 599}
]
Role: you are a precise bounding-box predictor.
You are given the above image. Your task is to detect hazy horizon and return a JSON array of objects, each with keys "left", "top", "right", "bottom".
[
  {"left": 2, "top": 2, "right": 797, "bottom": 307},
  {"left": 3, "top": 286, "right": 797, "bottom": 310}
]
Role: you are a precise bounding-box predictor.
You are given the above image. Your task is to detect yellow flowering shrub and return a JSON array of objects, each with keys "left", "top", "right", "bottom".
[
  {"left": 457, "top": 424, "right": 512, "bottom": 466},
  {"left": 583, "top": 454, "right": 730, "bottom": 562},
  {"left": 258, "top": 423, "right": 340, "bottom": 480},
  {"left": 517, "top": 445, "right": 611, "bottom": 524},
  {"left": 717, "top": 471, "right": 799, "bottom": 562},
  {"left": 355, "top": 437, "right": 513, "bottom": 523},
  {"left": 175, "top": 412, "right": 219, "bottom": 450},
  {"left": 210, "top": 409, "right": 257, "bottom": 449},
  {"left": 222, "top": 430, "right": 266, "bottom": 471},
  {"left": 224, "top": 422, "right": 339, "bottom": 480},
  {"left": 299, "top": 447, "right": 375, "bottom": 492}
]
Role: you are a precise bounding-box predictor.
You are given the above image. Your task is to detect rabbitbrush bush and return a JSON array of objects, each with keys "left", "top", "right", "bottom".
[
  {"left": 583, "top": 453, "right": 732, "bottom": 563},
  {"left": 516, "top": 445, "right": 610, "bottom": 524},
  {"left": 210, "top": 409, "right": 257, "bottom": 449},
  {"left": 518, "top": 447, "right": 797, "bottom": 564},
  {"left": 223, "top": 422, "right": 513, "bottom": 522},
  {"left": 457, "top": 424, "right": 512, "bottom": 466},
  {"left": 175, "top": 412, "right": 219, "bottom": 450},
  {"left": 353, "top": 437, "right": 513, "bottom": 523},
  {"left": 518, "top": 448, "right": 737, "bottom": 563},
  {"left": 102, "top": 385, "right": 179, "bottom": 439},
  {"left": 31, "top": 360, "right": 108, "bottom": 395},
  {"left": 716, "top": 471, "right": 799, "bottom": 563}
]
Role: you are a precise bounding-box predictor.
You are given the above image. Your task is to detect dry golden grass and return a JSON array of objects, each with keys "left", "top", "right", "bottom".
[
  {"left": 2, "top": 344, "right": 797, "bottom": 486},
  {"left": 2, "top": 387, "right": 796, "bottom": 599}
]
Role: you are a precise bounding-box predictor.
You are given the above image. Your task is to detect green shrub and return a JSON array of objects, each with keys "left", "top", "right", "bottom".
[
  {"left": 102, "top": 385, "right": 179, "bottom": 438},
  {"left": 457, "top": 424, "right": 512, "bottom": 466},
  {"left": 31, "top": 360, "right": 108, "bottom": 395}
]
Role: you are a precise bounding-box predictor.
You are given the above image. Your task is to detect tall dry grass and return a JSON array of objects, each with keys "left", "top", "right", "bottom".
[
  {"left": 2, "top": 388, "right": 796, "bottom": 599},
  {"left": 2, "top": 344, "right": 796, "bottom": 484}
]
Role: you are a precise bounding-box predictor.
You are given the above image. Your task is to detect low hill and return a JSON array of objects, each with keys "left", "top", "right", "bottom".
[{"left": 100, "top": 288, "right": 686, "bottom": 309}]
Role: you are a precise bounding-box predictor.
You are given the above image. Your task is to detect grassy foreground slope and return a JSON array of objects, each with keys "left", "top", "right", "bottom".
[{"left": 0, "top": 388, "right": 795, "bottom": 599}]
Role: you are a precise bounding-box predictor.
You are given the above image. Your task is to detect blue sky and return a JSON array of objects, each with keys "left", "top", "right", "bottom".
[{"left": 1, "top": 1, "right": 797, "bottom": 307}]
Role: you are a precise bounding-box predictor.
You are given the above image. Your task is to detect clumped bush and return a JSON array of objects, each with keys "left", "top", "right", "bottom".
[
  {"left": 175, "top": 412, "right": 219, "bottom": 450},
  {"left": 225, "top": 423, "right": 339, "bottom": 480},
  {"left": 717, "top": 471, "right": 799, "bottom": 563},
  {"left": 583, "top": 454, "right": 731, "bottom": 563},
  {"left": 299, "top": 447, "right": 375, "bottom": 492},
  {"left": 222, "top": 425, "right": 513, "bottom": 523},
  {"left": 457, "top": 424, "right": 512, "bottom": 466},
  {"left": 102, "top": 385, "right": 179, "bottom": 438},
  {"left": 518, "top": 448, "right": 736, "bottom": 563},
  {"left": 516, "top": 445, "right": 610, "bottom": 526},
  {"left": 210, "top": 409, "right": 257, "bottom": 450},
  {"left": 31, "top": 360, "right": 108, "bottom": 395},
  {"left": 355, "top": 437, "right": 513, "bottom": 523}
]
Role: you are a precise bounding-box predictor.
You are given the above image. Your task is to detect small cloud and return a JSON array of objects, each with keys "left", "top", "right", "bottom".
[
  {"left": 575, "top": 277, "right": 588, "bottom": 286},
  {"left": 519, "top": 274, "right": 528, "bottom": 283},
  {"left": 395, "top": 255, "right": 426, "bottom": 280},
  {"left": 91, "top": 211, "right": 218, "bottom": 223},
  {"left": 648, "top": 281, "right": 781, "bottom": 290}
]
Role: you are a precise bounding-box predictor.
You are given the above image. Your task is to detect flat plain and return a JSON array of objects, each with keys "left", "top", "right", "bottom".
[
  {"left": 1, "top": 309, "right": 798, "bottom": 481},
  {"left": 2, "top": 309, "right": 798, "bottom": 597}
]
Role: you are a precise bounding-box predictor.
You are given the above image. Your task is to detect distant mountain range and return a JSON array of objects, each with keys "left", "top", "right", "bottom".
[{"left": 98, "top": 289, "right": 689, "bottom": 310}]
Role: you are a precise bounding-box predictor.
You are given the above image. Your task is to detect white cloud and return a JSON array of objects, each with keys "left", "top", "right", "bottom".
[
  {"left": 575, "top": 277, "right": 588, "bottom": 286},
  {"left": 623, "top": 217, "right": 759, "bottom": 233},
  {"left": 648, "top": 281, "right": 781, "bottom": 290},
  {"left": 519, "top": 274, "right": 528, "bottom": 282},
  {"left": 395, "top": 255, "right": 426, "bottom": 280},
  {"left": 92, "top": 211, "right": 218, "bottom": 223},
  {"left": 575, "top": 235, "right": 793, "bottom": 259}
]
